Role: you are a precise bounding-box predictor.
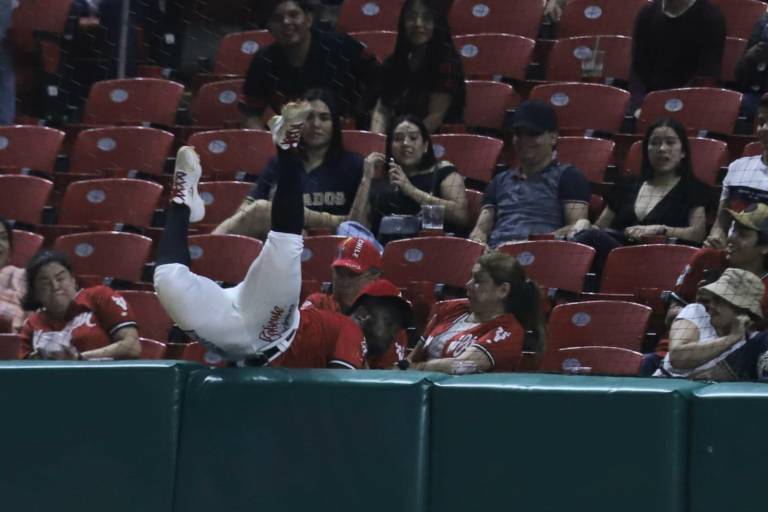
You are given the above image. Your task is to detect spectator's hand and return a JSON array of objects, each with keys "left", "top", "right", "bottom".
[
  {"left": 468, "top": 230, "right": 489, "bottom": 248},
  {"left": 388, "top": 161, "right": 414, "bottom": 195},
  {"left": 745, "top": 42, "right": 768, "bottom": 63},
  {"left": 363, "top": 152, "right": 385, "bottom": 180},
  {"left": 703, "top": 232, "right": 726, "bottom": 249},
  {"left": 624, "top": 225, "right": 664, "bottom": 240},
  {"left": 566, "top": 219, "right": 592, "bottom": 240},
  {"left": 543, "top": 0, "right": 564, "bottom": 22}
]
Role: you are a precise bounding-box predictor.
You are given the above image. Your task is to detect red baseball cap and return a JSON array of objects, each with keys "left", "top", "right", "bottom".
[
  {"left": 351, "top": 278, "right": 414, "bottom": 325},
  {"left": 332, "top": 237, "right": 382, "bottom": 274}
]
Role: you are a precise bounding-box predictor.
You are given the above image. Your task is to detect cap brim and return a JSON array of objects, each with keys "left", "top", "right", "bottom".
[
  {"left": 506, "top": 121, "right": 547, "bottom": 134},
  {"left": 724, "top": 208, "right": 760, "bottom": 232}
]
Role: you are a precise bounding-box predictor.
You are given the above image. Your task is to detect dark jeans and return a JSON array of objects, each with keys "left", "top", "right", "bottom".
[{"left": 571, "top": 229, "right": 623, "bottom": 287}]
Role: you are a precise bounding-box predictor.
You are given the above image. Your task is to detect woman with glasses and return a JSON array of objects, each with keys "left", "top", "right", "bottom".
[{"left": 369, "top": 0, "right": 465, "bottom": 134}]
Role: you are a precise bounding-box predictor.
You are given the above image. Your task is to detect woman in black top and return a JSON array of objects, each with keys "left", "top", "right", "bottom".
[
  {"left": 574, "top": 117, "right": 709, "bottom": 273},
  {"left": 348, "top": 114, "right": 468, "bottom": 239},
  {"left": 369, "top": 0, "right": 465, "bottom": 134}
]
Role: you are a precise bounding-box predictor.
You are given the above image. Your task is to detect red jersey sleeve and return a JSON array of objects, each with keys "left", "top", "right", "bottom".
[
  {"left": 329, "top": 315, "right": 366, "bottom": 369},
  {"left": 469, "top": 320, "right": 524, "bottom": 372},
  {"left": 88, "top": 286, "right": 137, "bottom": 334},
  {"left": 301, "top": 293, "right": 341, "bottom": 313},
  {"left": 18, "top": 317, "right": 34, "bottom": 358}
]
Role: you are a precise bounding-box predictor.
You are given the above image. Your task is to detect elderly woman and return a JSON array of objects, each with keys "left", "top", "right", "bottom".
[
  {"left": 19, "top": 250, "right": 140, "bottom": 360},
  {"left": 370, "top": 0, "right": 465, "bottom": 134},
  {"left": 402, "top": 251, "right": 546, "bottom": 374},
  {"left": 657, "top": 268, "right": 764, "bottom": 381},
  {"left": 0, "top": 218, "right": 25, "bottom": 332},
  {"left": 348, "top": 114, "right": 468, "bottom": 241}
]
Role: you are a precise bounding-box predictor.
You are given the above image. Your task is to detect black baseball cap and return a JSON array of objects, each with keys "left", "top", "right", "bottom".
[{"left": 505, "top": 100, "right": 558, "bottom": 134}]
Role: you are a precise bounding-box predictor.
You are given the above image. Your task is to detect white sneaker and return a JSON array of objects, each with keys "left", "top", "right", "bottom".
[
  {"left": 171, "top": 146, "right": 205, "bottom": 223},
  {"left": 268, "top": 100, "right": 312, "bottom": 150}
]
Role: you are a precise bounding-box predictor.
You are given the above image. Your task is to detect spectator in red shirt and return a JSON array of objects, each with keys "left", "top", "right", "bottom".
[
  {"left": 19, "top": 250, "right": 141, "bottom": 360},
  {"left": 404, "top": 251, "right": 546, "bottom": 373}
]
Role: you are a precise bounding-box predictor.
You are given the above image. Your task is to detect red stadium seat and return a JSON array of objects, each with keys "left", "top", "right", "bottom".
[
  {"left": 431, "top": 134, "right": 503, "bottom": 184},
  {"left": 453, "top": 34, "right": 535, "bottom": 81},
  {"left": 546, "top": 300, "right": 652, "bottom": 353},
  {"left": 82, "top": 78, "right": 184, "bottom": 127},
  {"left": 555, "top": 136, "right": 615, "bottom": 184},
  {"left": 0, "top": 126, "right": 65, "bottom": 172},
  {"left": 710, "top": 0, "right": 768, "bottom": 39},
  {"left": 54, "top": 231, "right": 153, "bottom": 282},
  {"left": 68, "top": 127, "right": 174, "bottom": 176},
  {"left": 465, "top": 189, "right": 484, "bottom": 226},
  {"left": 173, "top": 341, "right": 227, "bottom": 366},
  {"left": 558, "top": 0, "right": 650, "bottom": 37},
  {"left": 463, "top": 80, "right": 520, "bottom": 131},
  {"left": 342, "top": 130, "right": 386, "bottom": 156},
  {"left": 546, "top": 36, "right": 632, "bottom": 82},
  {"left": 213, "top": 30, "right": 274, "bottom": 75},
  {"left": 10, "top": 0, "right": 74, "bottom": 51},
  {"left": 337, "top": 0, "right": 405, "bottom": 32},
  {"left": 9, "top": 230, "right": 44, "bottom": 268},
  {"left": 189, "top": 79, "right": 245, "bottom": 127},
  {"left": 497, "top": 240, "right": 596, "bottom": 293},
  {"left": 197, "top": 181, "right": 253, "bottom": 229},
  {"left": 721, "top": 37, "right": 748, "bottom": 83},
  {"left": 540, "top": 346, "right": 644, "bottom": 375},
  {"left": 188, "top": 234, "right": 263, "bottom": 285},
  {"left": 637, "top": 87, "right": 743, "bottom": 135},
  {"left": 139, "top": 338, "right": 167, "bottom": 359},
  {"left": 187, "top": 129, "right": 275, "bottom": 180},
  {"left": 301, "top": 235, "right": 347, "bottom": 285},
  {"left": 121, "top": 290, "right": 174, "bottom": 343},
  {"left": 0, "top": 333, "right": 22, "bottom": 359},
  {"left": 529, "top": 82, "right": 630, "bottom": 134},
  {"left": 58, "top": 178, "right": 163, "bottom": 227},
  {"left": 743, "top": 141, "right": 763, "bottom": 157},
  {"left": 623, "top": 137, "right": 729, "bottom": 187},
  {"left": 0, "top": 175, "right": 54, "bottom": 224},
  {"left": 601, "top": 244, "right": 698, "bottom": 294},
  {"left": 349, "top": 30, "right": 397, "bottom": 62},
  {"left": 449, "top": 0, "right": 544, "bottom": 39}
]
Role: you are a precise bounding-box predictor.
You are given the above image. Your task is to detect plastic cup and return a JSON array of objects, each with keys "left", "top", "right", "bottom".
[
  {"left": 580, "top": 50, "right": 605, "bottom": 82},
  {"left": 421, "top": 204, "right": 445, "bottom": 230}
]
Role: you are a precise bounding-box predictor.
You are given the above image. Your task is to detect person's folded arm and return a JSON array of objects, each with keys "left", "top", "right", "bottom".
[
  {"left": 667, "top": 318, "right": 743, "bottom": 369},
  {"left": 81, "top": 326, "right": 141, "bottom": 360},
  {"left": 410, "top": 346, "right": 492, "bottom": 374}
]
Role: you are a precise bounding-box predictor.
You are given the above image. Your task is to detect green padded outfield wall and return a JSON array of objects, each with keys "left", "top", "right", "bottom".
[
  {"left": 0, "top": 361, "right": 198, "bottom": 512},
  {"left": 429, "top": 374, "right": 703, "bottom": 512},
  {"left": 690, "top": 383, "right": 768, "bottom": 512},
  {"left": 174, "top": 368, "right": 445, "bottom": 512}
]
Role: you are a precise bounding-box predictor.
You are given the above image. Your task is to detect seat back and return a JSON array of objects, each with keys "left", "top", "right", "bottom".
[
  {"left": 529, "top": 82, "right": 630, "bottom": 134},
  {"left": 0, "top": 175, "right": 54, "bottom": 224},
  {"left": 139, "top": 338, "right": 167, "bottom": 359},
  {"left": 349, "top": 30, "right": 397, "bottom": 62},
  {"left": 453, "top": 34, "right": 535, "bottom": 80},
  {"left": 58, "top": 178, "right": 163, "bottom": 227},
  {"left": 82, "top": 78, "right": 184, "bottom": 127},
  {"left": 721, "top": 37, "right": 748, "bottom": 83},
  {"left": 0, "top": 334, "right": 22, "bottom": 359},
  {"left": 637, "top": 87, "right": 743, "bottom": 135},
  {"left": 624, "top": 137, "right": 729, "bottom": 187},
  {"left": 121, "top": 290, "right": 174, "bottom": 342},
  {"left": 465, "top": 189, "right": 484, "bottom": 227},
  {"left": 198, "top": 181, "right": 253, "bottom": 227},
  {"left": 188, "top": 129, "right": 275, "bottom": 179},
  {"left": 188, "top": 234, "right": 263, "bottom": 284},
  {"left": 342, "top": 130, "right": 386, "bottom": 156},
  {"left": 497, "top": 240, "right": 595, "bottom": 293},
  {"left": 464, "top": 80, "right": 520, "bottom": 131},
  {"left": 555, "top": 137, "right": 615, "bottom": 184},
  {"left": 9, "top": 230, "right": 44, "bottom": 268},
  {"left": 743, "top": 141, "right": 763, "bottom": 157},
  {"left": 0, "top": 126, "right": 65, "bottom": 172},
  {"left": 449, "top": 0, "right": 544, "bottom": 39},
  {"left": 601, "top": 244, "right": 698, "bottom": 294},
  {"left": 190, "top": 79, "right": 245, "bottom": 126},
  {"left": 54, "top": 231, "right": 153, "bottom": 282},
  {"left": 302, "top": 235, "right": 347, "bottom": 284},
  {"left": 69, "top": 127, "right": 174, "bottom": 175},
  {"left": 213, "top": 30, "right": 274, "bottom": 75},
  {"left": 336, "top": 0, "right": 405, "bottom": 32},
  {"left": 382, "top": 236, "right": 484, "bottom": 288},
  {"left": 431, "top": 134, "right": 503, "bottom": 184},
  {"left": 540, "top": 346, "right": 644, "bottom": 375},
  {"left": 10, "top": 0, "right": 74, "bottom": 51},
  {"left": 710, "top": 0, "right": 768, "bottom": 39},
  {"left": 558, "top": 0, "right": 650, "bottom": 37},
  {"left": 546, "top": 36, "right": 632, "bottom": 82}
]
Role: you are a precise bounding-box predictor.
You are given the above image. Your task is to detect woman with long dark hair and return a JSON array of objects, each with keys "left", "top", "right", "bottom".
[{"left": 370, "top": 0, "right": 465, "bottom": 134}]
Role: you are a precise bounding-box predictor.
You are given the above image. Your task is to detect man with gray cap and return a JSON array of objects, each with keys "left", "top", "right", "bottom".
[{"left": 468, "top": 100, "right": 591, "bottom": 247}]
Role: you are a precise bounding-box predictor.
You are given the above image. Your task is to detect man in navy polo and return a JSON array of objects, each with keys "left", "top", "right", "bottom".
[{"left": 469, "top": 100, "right": 591, "bottom": 248}]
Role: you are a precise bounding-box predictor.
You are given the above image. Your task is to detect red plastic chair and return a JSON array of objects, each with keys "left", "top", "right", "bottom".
[
  {"left": 0, "top": 126, "right": 65, "bottom": 172},
  {"left": 449, "top": 0, "right": 544, "bottom": 39},
  {"left": 558, "top": 0, "right": 650, "bottom": 37},
  {"left": 710, "top": 0, "right": 768, "bottom": 39},
  {"left": 173, "top": 341, "right": 228, "bottom": 366},
  {"left": 302, "top": 235, "right": 347, "bottom": 284},
  {"left": 555, "top": 137, "right": 615, "bottom": 184},
  {"left": 637, "top": 87, "right": 743, "bottom": 135},
  {"left": 188, "top": 234, "right": 263, "bottom": 285},
  {"left": 601, "top": 244, "right": 698, "bottom": 294},
  {"left": 0, "top": 175, "right": 54, "bottom": 224},
  {"left": 529, "top": 82, "right": 630, "bottom": 134},
  {"left": 337, "top": 0, "right": 405, "bottom": 32},
  {"left": 453, "top": 34, "right": 535, "bottom": 80},
  {"left": 69, "top": 127, "right": 174, "bottom": 176},
  {"left": 623, "top": 137, "right": 729, "bottom": 187},
  {"left": 743, "top": 141, "right": 763, "bottom": 157},
  {"left": 139, "top": 338, "right": 167, "bottom": 359},
  {"left": 497, "top": 240, "right": 596, "bottom": 293},
  {"left": 0, "top": 333, "right": 22, "bottom": 359},
  {"left": 10, "top": 0, "right": 74, "bottom": 51},
  {"left": 540, "top": 346, "right": 644, "bottom": 375},
  {"left": 383, "top": 236, "right": 484, "bottom": 289},
  {"left": 465, "top": 188, "right": 484, "bottom": 226},
  {"left": 721, "top": 37, "right": 748, "bottom": 83},
  {"left": 187, "top": 129, "right": 275, "bottom": 180},
  {"left": 197, "top": 181, "right": 253, "bottom": 229},
  {"left": 121, "top": 290, "right": 174, "bottom": 343},
  {"left": 54, "top": 231, "right": 153, "bottom": 282},
  {"left": 342, "top": 130, "right": 386, "bottom": 156},
  {"left": 189, "top": 79, "right": 245, "bottom": 127},
  {"left": 431, "top": 134, "right": 503, "bottom": 184},
  {"left": 545, "top": 36, "right": 632, "bottom": 82},
  {"left": 9, "top": 230, "right": 44, "bottom": 268},
  {"left": 463, "top": 80, "right": 520, "bottom": 131},
  {"left": 213, "top": 30, "right": 274, "bottom": 75},
  {"left": 58, "top": 178, "right": 163, "bottom": 227},
  {"left": 82, "top": 78, "right": 185, "bottom": 127},
  {"left": 349, "top": 30, "right": 397, "bottom": 62}
]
